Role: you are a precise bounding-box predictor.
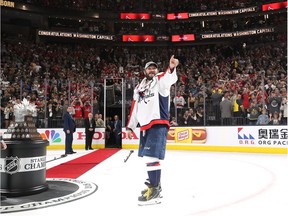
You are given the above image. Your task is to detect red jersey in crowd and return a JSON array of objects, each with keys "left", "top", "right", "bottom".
[
  {"left": 83, "top": 104, "right": 92, "bottom": 118},
  {"left": 242, "top": 92, "right": 250, "bottom": 109},
  {"left": 73, "top": 104, "right": 83, "bottom": 118}
]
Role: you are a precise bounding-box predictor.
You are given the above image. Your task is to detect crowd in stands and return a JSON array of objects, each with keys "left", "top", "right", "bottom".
[
  {"left": 15, "top": 0, "right": 275, "bottom": 12},
  {"left": 1, "top": 36, "right": 287, "bottom": 128},
  {"left": 41, "top": 11, "right": 286, "bottom": 43},
  {"left": 115, "top": 13, "right": 286, "bottom": 35}
]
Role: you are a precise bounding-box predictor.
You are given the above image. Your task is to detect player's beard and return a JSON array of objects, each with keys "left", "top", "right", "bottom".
[{"left": 145, "top": 71, "right": 156, "bottom": 80}]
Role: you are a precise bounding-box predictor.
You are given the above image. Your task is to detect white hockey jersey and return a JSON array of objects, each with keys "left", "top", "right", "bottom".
[{"left": 126, "top": 67, "right": 178, "bottom": 131}]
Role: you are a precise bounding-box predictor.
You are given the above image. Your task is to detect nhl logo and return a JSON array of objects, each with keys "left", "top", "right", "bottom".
[{"left": 4, "top": 156, "right": 20, "bottom": 175}]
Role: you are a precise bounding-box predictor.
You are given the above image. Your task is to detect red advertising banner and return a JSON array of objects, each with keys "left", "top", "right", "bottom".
[
  {"left": 122, "top": 35, "right": 155, "bottom": 42},
  {"left": 120, "top": 13, "right": 151, "bottom": 20},
  {"left": 262, "top": 1, "right": 288, "bottom": 11},
  {"left": 171, "top": 34, "right": 195, "bottom": 42},
  {"left": 167, "top": 12, "right": 189, "bottom": 20}
]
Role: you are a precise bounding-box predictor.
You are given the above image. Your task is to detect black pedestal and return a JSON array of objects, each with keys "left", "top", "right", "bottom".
[{"left": 0, "top": 139, "right": 49, "bottom": 197}]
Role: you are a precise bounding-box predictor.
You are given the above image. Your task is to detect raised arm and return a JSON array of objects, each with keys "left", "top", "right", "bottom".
[{"left": 169, "top": 55, "right": 179, "bottom": 71}]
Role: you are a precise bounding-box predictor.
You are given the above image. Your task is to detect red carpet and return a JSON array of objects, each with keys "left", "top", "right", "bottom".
[{"left": 46, "top": 149, "right": 120, "bottom": 178}]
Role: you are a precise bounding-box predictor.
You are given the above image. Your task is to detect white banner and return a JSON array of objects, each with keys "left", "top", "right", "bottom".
[
  {"left": 201, "top": 28, "right": 274, "bottom": 39},
  {"left": 0, "top": 156, "right": 46, "bottom": 174},
  {"left": 188, "top": 6, "right": 257, "bottom": 17},
  {"left": 38, "top": 30, "right": 115, "bottom": 41},
  {"left": 1, "top": 126, "right": 287, "bottom": 153}
]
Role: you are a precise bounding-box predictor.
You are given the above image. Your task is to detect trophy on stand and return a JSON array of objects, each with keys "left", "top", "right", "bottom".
[
  {"left": 1, "top": 98, "right": 49, "bottom": 197},
  {"left": 3, "top": 98, "right": 42, "bottom": 140}
]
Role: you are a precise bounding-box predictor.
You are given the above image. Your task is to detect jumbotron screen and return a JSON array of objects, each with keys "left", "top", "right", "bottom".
[
  {"left": 167, "top": 12, "right": 189, "bottom": 20},
  {"left": 120, "top": 13, "right": 151, "bottom": 20},
  {"left": 171, "top": 34, "right": 195, "bottom": 42},
  {"left": 262, "top": 1, "right": 287, "bottom": 11},
  {"left": 122, "top": 35, "right": 154, "bottom": 42}
]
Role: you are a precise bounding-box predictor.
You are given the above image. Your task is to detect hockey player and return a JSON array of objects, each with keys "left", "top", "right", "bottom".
[{"left": 126, "top": 55, "right": 179, "bottom": 205}]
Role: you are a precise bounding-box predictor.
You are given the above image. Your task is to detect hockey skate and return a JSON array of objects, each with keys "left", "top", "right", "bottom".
[
  {"left": 138, "top": 184, "right": 161, "bottom": 206},
  {"left": 141, "top": 180, "right": 162, "bottom": 198}
]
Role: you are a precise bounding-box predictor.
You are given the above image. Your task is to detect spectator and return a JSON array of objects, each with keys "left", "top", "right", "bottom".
[
  {"left": 241, "top": 88, "right": 250, "bottom": 112},
  {"left": 55, "top": 101, "right": 64, "bottom": 128},
  {"left": 183, "top": 110, "right": 191, "bottom": 126},
  {"left": 96, "top": 113, "right": 105, "bottom": 128},
  {"left": 0, "top": 133, "right": 7, "bottom": 150},
  {"left": 83, "top": 100, "right": 92, "bottom": 119},
  {"left": 220, "top": 92, "right": 233, "bottom": 125},
  {"left": 256, "top": 108, "right": 269, "bottom": 125},
  {"left": 170, "top": 116, "right": 178, "bottom": 126},
  {"left": 188, "top": 83, "right": 199, "bottom": 97},
  {"left": 113, "top": 115, "right": 122, "bottom": 148},
  {"left": 267, "top": 91, "right": 282, "bottom": 115},
  {"left": 256, "top": 88, "right": 268, "bottom": 106},
  {"left": 47, "top": 102, "right": 56, "bottom": 128},
  {"left": 233, "top": 93, "right": 245, "bottom": 118},
  {"left": 92, "top": 98, "right": 99, "bottom": 115},
  {"left": 84, "top": 112, "right": 96, "bottom": 150},
  {"left": 269, "top": 111, "right": 282, "bottom": 125},
  {"left": 246, "top": 99, "right": 261, "bottom": 125},
  {"left": 72, "top": 97, "right": 83, "bottom": 127},
  {"left": 173, "top": 91, "right": 186, "bottom": 112},
  {"left": 105, "top": 116, "right": 114, "bottom": 147},
  {"left": 176, "top": 112, "right": 185, "bottom": 126},
  {"left": 3, "top": 102, "right": 13, "bottom": 128},
  {"left": 36, "top": 97, "right": 45, "bottom": 128},
  {"left": 94, "top": 113, "right": 99, "bottom": 125},
  {"left": 280, "top": 96, "right": 287, "bottom": 125},
  {"left": 0, "top": 106, "right": 5, "bottom": 128},
  {"left": 194, "top": 92, "right": 205, "bottom": 108},
  {"left": 186, "top": 108, "right": 197, "bottom": 126},
  {"left": 196, "top": 107, "right": 204, "bottom": 126},
  {"left": 62, "top": 99, "right": 70, "bottom": 118},
  {"left": 210, "top": 87, "right": 222, "bottom": 122},
  {"left": 265, "top": 80, "right": 276, "bottom": 94}
]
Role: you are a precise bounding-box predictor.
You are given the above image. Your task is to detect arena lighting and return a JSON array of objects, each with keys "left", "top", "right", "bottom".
[
  {"left": 120, "top": 13, "right": 150, "bottom": 20},
  {"left": 201, "top": 21, "right": 205, "bottom": 28},
  {"left": 171, "top": 34, "right": 195, "bottom": 42},
  {"left": 262, "top": 1, "right": 288, "bottom": 11}
]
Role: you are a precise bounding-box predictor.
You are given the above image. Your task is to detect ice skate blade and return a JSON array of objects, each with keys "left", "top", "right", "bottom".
[{"left": 138, "top": 198, "right": 161, "bottom": 206}]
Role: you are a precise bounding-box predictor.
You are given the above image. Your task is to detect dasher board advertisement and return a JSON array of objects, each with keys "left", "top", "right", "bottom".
[{"left": 1, "top": 126, "right": 286, "bottom": 153}]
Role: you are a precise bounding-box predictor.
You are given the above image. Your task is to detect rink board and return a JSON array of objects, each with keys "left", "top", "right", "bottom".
[{"left": 1, "top": 126, "right": 287, "bottom": 154}]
